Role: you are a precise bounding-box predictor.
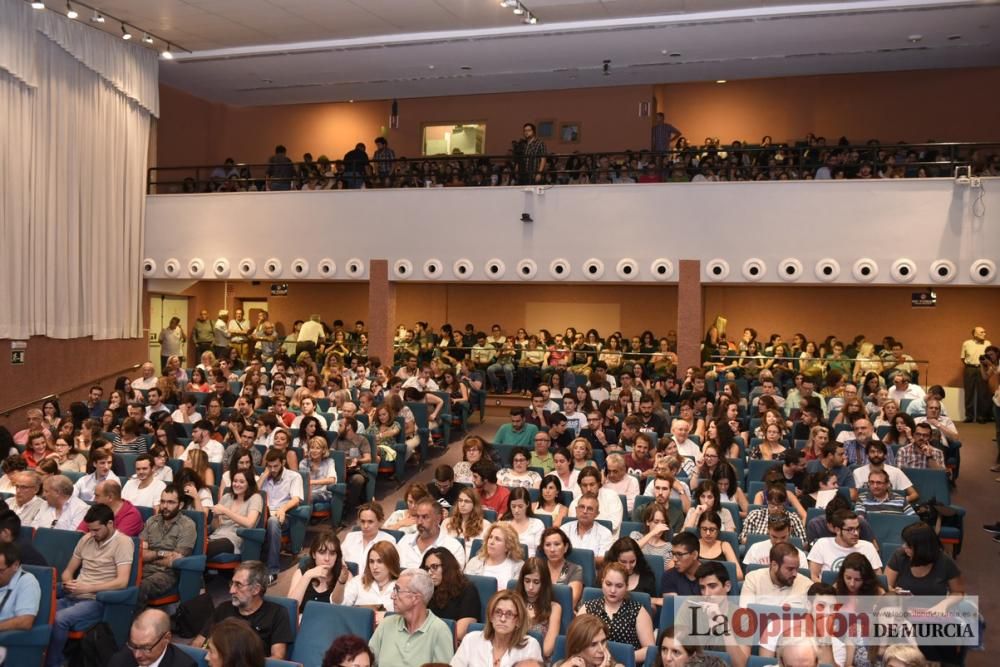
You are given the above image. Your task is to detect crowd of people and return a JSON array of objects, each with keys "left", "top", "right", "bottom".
[
  {"left": 159, "top": 122, "right": 1000, "bottom": 194},
  {"left": 0, "top": 316, "right": 988, "bottom": 667}
]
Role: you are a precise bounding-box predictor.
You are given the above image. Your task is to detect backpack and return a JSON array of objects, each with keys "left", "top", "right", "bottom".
[{"left": 67, "top": 621, "right": 117, "bottom": 667}]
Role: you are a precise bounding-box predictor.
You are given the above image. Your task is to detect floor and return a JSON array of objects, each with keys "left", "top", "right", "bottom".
[{"left": 249, "top": 414, "right": 1000, "bottom": 665}]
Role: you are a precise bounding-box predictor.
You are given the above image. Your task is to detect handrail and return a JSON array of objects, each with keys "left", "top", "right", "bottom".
[
  {"left": 0, "top": 363, "right": 141, "bottom": 418},
  {"left": 146, "top": 141, "right": 1000, "bottom": 194}
]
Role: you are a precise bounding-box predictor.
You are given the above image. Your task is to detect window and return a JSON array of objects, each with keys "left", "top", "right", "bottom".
[{"left": 422, "top": 123, "right": 486, "bottom": 156}]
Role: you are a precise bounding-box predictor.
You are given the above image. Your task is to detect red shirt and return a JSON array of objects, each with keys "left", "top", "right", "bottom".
[
  {"left": 78, "top": 500, "right": 144, "bottom": 537},
  {"left": 480, "top": 485, "right": 510, "bottom": 517}
]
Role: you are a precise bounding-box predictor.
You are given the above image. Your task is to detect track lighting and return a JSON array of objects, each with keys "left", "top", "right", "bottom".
[
  {"left": 512, "top": 2, "right": 525, "bottom": 15},
  {"left": 523, "top": 13, "right": 537, "bottom": 24},
  {"left": 161, "top": 45, "right": 174, "bottom": 60},
  {"left": 142, "top": 32, "right": 153, "bottom": 44},
  {"left": 121, "top": 23, "right": 132, "bottom": 40},
  {"left": 65, "top": 1, "right": 77, "bottom": 18},
  {"left": 90, "top": 9, "right": 104, "bottom": 22},
  {"left": 499, "top": 0, "right": 517, "bottom": 6},
  {"left": 31, "top": 1, "right": 45, "bottom": 9}
]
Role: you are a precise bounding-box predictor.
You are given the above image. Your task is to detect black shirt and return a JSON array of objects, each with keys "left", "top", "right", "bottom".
[
  {"left": 662, "top": 569, "right": 700, "bottom": 596},
  {"left": 638, "top": 413, "right": 667, "bottom": 438},
  {"left": 429, "top": 484, "right": 462, "bottom": 512},
  {"left": 201, "top": 600, "right": 294, "bottom": 650},
  {"left": 430, "top": 581, "right": 481, "bottom": 622}
]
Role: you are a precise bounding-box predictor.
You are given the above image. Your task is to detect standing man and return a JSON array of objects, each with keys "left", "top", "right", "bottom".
[
  {"left": 265, "top": 145, "right": 295, "bottom": 191},
  {"left": 343, "top": 143, "right": 370, "bottom": 189},
  {"left": 296, "top": 314, "right": 325, "bottom": 358},
  {"left": 228, "top": 308, "right": 251, "bottom": 362},
  {"left": 650, "top": 112, "right": 681, "bottom": 154},
  {"left": 158, "top": 317, "right": 186, "bottom": 375},
  {"left": 213, "top": 310, "right": 232, "bottom": 361},
  {"left": 192, "top": 310, "right": 214, "bottom": 359},
  {"left": 373, "top": 137, "right": 396, "bottom": 179},
  {"left": 518, "top": 123, "right": 547, "bottom": 184},
  {"left": 960, "top": 326, "right": 990, "bottom": 422},
  {"left": 332, "top": 417, "right": 372, "bottom": 518}
]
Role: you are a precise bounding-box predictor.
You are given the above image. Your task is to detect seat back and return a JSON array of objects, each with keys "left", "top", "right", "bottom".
[
  {"left": 867, "top": 513, "right": 921, "bottom": 547},
  {"left": 32, "top": 528, "right": 84, "bottom": 577},
  {"left": 176, "top": 644, "right": 210, "bottom": 667},
  {"left": 263, "top": 594, "right": 299, "bottom": 649},
  {"left": 901, "top": 467, "right": 950, "bottom": 505},
  {"left": 293, "top": 602, "right": 374, "bottom": 667},
  {"left": 466, "top": 574, "right": 501, "bottom": 620},
  {"left": 565, "top": 547, "right": 596, "bottom": 587},
  {"left": 747, "top": 458, "right": 776, "bottom": 483}
]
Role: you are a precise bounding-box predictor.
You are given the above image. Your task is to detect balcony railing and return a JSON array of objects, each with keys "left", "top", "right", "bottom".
[{"left": 147, "top": 141, "right": 1000, "bottom": 194}]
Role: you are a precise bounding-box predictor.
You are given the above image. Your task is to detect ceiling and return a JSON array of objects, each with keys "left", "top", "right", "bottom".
[{"left": 76, "top": 0, "right": 1000, "bottom": 105}]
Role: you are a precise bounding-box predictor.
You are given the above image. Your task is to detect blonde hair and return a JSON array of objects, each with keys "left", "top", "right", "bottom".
[
  {"left": 185, "top": 448, "right": 210, "bottom": 479},
  {"left": 565, "top": 615, "right": 609, "bottom": 659},
  {"left": 483, "top": 590, "right": 530, "bottom": 648},
  {"left": 570, "top": 437, "right": 593, "bottom": 460},
  {"left": 307, "top": 436, "right": 329, "bottom": 458},
  {"left": 880, "top": 645, "right": 927, "bottom": 667},
  {"left": 476, "top": 522, "right": 523, "bottom": 563}
]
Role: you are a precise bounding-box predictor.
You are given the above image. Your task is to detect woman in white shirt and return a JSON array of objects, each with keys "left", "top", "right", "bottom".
[
  {"left": 444, "top": 487, "right": 491, "bottom": 559},
  {"left": 464, "top": 522, "right": 525, "bottom": 591},
  {"left": 532, "top": 474, "right": 569, "bottom": 528},
  {"left": 298, "top": 436, "right": 337, "bottom": 503},
  {"left": 552, "top": 448, "right": 579, "bottom": 493},
  {"left": 341, "top": 540, "right": 399, "bottom": 618},
  {"left": 220, "top": 450, "right": 254, "bottom": 491},
  {"left": 503, "top": 487, "right": 546, "bottom": 554},
  {"left": 451, "top": 589, "right": 543, "bottom": 667},
  {"left": 384, "top": 482, "right": 430, "bottom": 535},
  {"left": 149, "top": 445, "right": 174, "bottom": 482},
  {"left": 341, "top": 502, "right": 396, "bottom": 569},
  {"left": 498, "top": 447, "right": 542, "bottom": 489}
]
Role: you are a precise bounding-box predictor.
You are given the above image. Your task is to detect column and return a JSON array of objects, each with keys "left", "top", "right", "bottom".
[
  {"left": 367, "top": 259, "right": 396, "bottom": 367},
  {"left": 676, "top": 259, "right": 703, "bottom": 375}
]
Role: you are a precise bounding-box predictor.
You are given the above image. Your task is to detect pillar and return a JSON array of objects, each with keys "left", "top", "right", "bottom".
[
  {"left": 677, "top": 259, "right": 704, "bottom": 375},
  {"left": 367, "top": 259, "right": 396, "bottom": 367}
]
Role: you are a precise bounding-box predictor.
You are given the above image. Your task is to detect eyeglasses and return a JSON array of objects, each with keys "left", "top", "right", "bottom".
[
  {"left": 699, "top": 526, "right": 719, "bottom": 534},
  {"left": 840, "top": 526, "right": 860, "bottom": 534},
  {"left": 425, "top": 563, "right": 442, "bottom": 571},
  {"left": 229, "top": 579, "right": 253, "bottom": 590},
  {"left": 126, "top": 631, "right": 168, "bottom": 653},
  {"left": 492, "top": 608, "right": 518, "bottom": 620},
  {"left": 673, "top": 551, "right": 693, "bottom": 558},
  {"left": 392, "top": 585, "right": 417, "bottom": 597}
]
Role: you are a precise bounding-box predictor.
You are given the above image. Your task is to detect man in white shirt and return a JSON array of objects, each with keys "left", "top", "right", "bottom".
[
  {"left": 179, "top": 420, "right": 225, "bottom": 464},
  {"left": 564, "top": 493, "right": 613, "bottom": 566},
  {"left": 670, "top": 419, "right": 700, "bottom": 459},
  {"left": 32, "top": 475, "right": 89, "bottom": 530},
  {"left": 742, "top": 515, "right": 807, "bottom": 566},
  {"left": 888, "top": 373, "right": 926, "bottom": 404},
  {"left": 850, "top": 441, "right": 917, "bottom": 502},
  {"left": 258, "top": 449, "right": 304, "bottom": 585},
  {"left": 402, "top": 366, "right": 440, "bottom": 393},
  {"left": 8, "top": 472, "right": 46, "bottom": 526},
  {"left": 290, "top": 397, "right": 328, "bottom": 430},
  {"left": 559, "top": 395, "right": 587, "bottom": 437},
  {"left": 295, "top": 314, "right": 325, "bottom": 357},
  {"left": 74, "top": 449, "right": 120, "bottom": 502},
  {"left": 807, "top": 510, "right": 882, "bottom": 581},
  {"left": 170, "top": 395, "right": 202, "bottom": 425},
  {"left": 143, "top": 388, "right": 170, "bottom": 421},
  {"left": 739, "top": 542, "right": 812, "bottom": 608},
  {"left": 913, "top": 398, "right": 959, "bottom": 446},
  {"left": 568, "top": 467, "right": 623, "bottom": 536},
  {"left": 396, "top": 498, "right": 465, "bottom": 569},
  {"left": 121, "top": 454, "right": 167, "bottom": 510},
  {"left": 132, "top": 362, "right": 159, "bottom": 392},
  {"left": 602, "top": 453, "right": 640, "bottom": 513}
]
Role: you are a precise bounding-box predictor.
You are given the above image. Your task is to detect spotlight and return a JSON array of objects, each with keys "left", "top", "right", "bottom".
[
  {"left": 520, "top": 213, "right": 533, "bottom": 223},
  {"left": 90, "top": 9, "right": 104, "bottom": 22},
  {"left": 161, "top": 45, "right": 174, "bottom": 60},
  {"left": 65, "top": 2, "right": 77, "bottom": 18},
  {"left": 512, "top": 2, "right": 525, "bottom": 15},
  {"left": 121, "top": 23, "right": 132, "bottom": 40},
  {"left": 500, "top": 0, "right": 517, "bottom": 6},
  {"left": 142, "top": 32, "right": 153, "bottom": 44},
  {"left": 31, "top": 1, "right": 45, "bottom": 8},
  {"left": 523, "top": 13, "right": 537, "bottom": 24}
]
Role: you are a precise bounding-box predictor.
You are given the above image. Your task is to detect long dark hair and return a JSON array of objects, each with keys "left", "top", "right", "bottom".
[
  {"left": 502, "top": 487, "right": 536, "bottom": 521},
  {"left": 605, "top": 536, "right": 655, "bottom": 582},
  {"left": 421, "top": 546, "right": 469, "bottom": 610},
  {"left": 303, "top": 529, "right": 343, "bottom": 590},
  {"left": 835, "top": 552, "right": 883, "bottom": 596},
  {"left": 515, "top": 557, "right": 554, "bottom": 627},
  {"left": 174, "top": 468, "right": 206, "bottom": 509}
]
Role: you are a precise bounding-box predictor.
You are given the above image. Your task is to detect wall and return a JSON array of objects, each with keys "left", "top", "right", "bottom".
[
  {"left": 655, "top": 67, "right": 1000, "bottom": 145},
  {"left": 143, "top": 178, "right": 1000, "bottom": 285},
  {"left": 0, "top": 337, "right": 148, "bottom": 429},
  {"left": 703, "top": 285, "right": 1000, "bottom": 387},
  {"left": 155, "top": 83, "right": 654, "bottom": 168}
]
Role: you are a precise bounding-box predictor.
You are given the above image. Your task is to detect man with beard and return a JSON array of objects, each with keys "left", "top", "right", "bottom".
[
  {"left": 137, "top": 485, "right": 197, "bottom": 607},
  {"left": 739, "top": 542, "right": 812, "bottom": 607},
  {"left": 396, "top": 498, "right": 465, "bottom": 569}
]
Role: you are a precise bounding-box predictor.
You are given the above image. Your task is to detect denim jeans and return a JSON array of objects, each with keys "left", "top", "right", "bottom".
[
  {"left": 47, "top": 597, "right": 104, "bottom": 667},
  {"left": 487, "top": 363, "right": 514, "bottom": 391},
  {"left": 265, "top": 516, "right": 290, "bottom": 574}
]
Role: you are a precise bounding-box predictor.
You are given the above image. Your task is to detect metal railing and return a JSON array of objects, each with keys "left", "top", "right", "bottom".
[
  {"left": 146, "top": 141, "right": 1000, "bottom": 194},
  {"left": 0, "top": 363, "right": 141, "bottom": 418}
]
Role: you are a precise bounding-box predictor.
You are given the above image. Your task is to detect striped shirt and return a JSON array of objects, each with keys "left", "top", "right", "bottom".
[{"left": 854, "top": 491, "right": 915, "bottom": 516}]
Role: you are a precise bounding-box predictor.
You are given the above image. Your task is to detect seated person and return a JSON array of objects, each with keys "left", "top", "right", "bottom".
[
  {"left": 0, "top": 541, "right": 41, "bottom": 645},
  {"left": 74, "top": 447, "right": 120, "bottom": 502},
  {"left": 107, "top": 608, "right": 196, "bottom": 667},
  {"left": 807, "top": 509, "right": 882, "bottom": 581},
  {"left": 32, "top": 474, "right": 89, "bottom": 530},
  {"left": 739, "top": 485, "right": 807, "bottom": 544},
  {"left": 121, "top": 454, "right": 167, "bottom": 510},
  {"left": 855, "top": 469, "right": 917, "bottom": 517},
  {"left": 78, "top": 480, "right": 144, "bottom": 537},
  {"left": 192, "top": 561, "right": 294, "bottom": 659},
  {"left": 138, "top": 485, "right": 197, "bottom": 606},
  {"left": 258, "top": 449, "right": 303, "bottom": 586},
  {"left": 493, "top": 408, "right": 539, "bottom": 447},
  {"left": 0, "top": 511, "right": 47, "bottom": 566}
]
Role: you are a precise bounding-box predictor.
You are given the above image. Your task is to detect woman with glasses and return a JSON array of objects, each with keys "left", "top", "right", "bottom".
[
  {"left": 578, "top": 562, "right": 655, "bottom": 663},
  {"left": 452, "top": 590, "right": 542, "bottom": 666},
  {"left": 694, "top": 511, "right": 742, "bottom": 581},
  {"left": 444, "top": 486, "right": 491, "bottom": 559},
  {"left": 498, "top": 447, "right": 543, "bottom": 489},
  {"left": 287, "top": 529, "right": 349, "bottom": 611},
  {"left": 421, "top": 546, "right": 481, "bottom": 642},
  {"left": 51, "top": 436, "right": 87, "bottom": 473}
]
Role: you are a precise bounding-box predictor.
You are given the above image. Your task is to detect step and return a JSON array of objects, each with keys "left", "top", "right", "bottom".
[{"left": 484, "top": 393, "right": 532, "bottom": 410}]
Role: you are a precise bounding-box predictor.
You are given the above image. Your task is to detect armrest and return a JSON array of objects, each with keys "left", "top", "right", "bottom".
[
  {"left": 0, "top": 626, "right": 49, "bottom": 646},
  {"left": 96, "top": 586, "right": 138, "bottom": 605},
  {"left": 289, "top": 506, "right": 312, "bottom": 521},
  {"left": 236, "top": 527, "right": 265, "bottom": 562},
  {"left": 172, "top": 554, "right": 207, "bottom": 573}
]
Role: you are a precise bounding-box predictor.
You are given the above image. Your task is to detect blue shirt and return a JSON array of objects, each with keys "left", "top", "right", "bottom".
[
  {"left": 805, "top": 460, "right": 856, "bottom": 488},
  {"left": 0, "top": 567, "right": 41, "bottom": 623}
]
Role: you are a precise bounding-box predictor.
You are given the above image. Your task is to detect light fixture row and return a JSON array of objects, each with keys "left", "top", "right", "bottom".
[
  {"left": 29, "top": 1, "right": 178, "bottom": 59},
  {"left": 500, "top": 0, "right": 538, "bottom": 25}
]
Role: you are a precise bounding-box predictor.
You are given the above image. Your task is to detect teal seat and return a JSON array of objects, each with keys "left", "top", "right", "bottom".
[
  {"left": 867, "top": 513, "right": 921, "bottom": 547},
  {"left": 292, "top": 602, "right": 373, "bottom": 667},
  {"left": 553, "top": 635, "right": 636, "bottom": 667},
  {"left": 504, "top": 580, "right": 575, "bottom": 634},
  {"left": 0, "top": 564, "right": 56, "bottom": 667},
  {"left": 146, "top": 510, "right": 208, "bottom": 607},
  {"left": 900, "top": 467, "right": 964, "bottom": 552},
  {"left": 466, "top": 574, "right": 501, "bottom": 621},
  {"left": 564, "top": 546, "right": 596, "bottom": 587}
]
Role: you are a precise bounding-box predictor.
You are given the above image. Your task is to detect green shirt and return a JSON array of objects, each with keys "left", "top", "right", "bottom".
[
  {"left": 530, "top": 452, "right": 555, "bottom": 474},
  {"left": 493, "top": 422, "right": 539, "bottom": 447},
  {"left": 369, "top": 610, "right": 454, "bottom": 666}
]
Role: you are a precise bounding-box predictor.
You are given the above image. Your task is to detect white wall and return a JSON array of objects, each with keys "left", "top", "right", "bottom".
[{"left": 143, "top": 178, "right": 999, "bottom": 285}]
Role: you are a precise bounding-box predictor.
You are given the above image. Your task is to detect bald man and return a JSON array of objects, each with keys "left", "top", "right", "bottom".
[
  {"left": 77, "top": 480, "right": 144, "bottom": 537},
  {"left": 108, "top": 609, "right": 196, "bottom": 667}
]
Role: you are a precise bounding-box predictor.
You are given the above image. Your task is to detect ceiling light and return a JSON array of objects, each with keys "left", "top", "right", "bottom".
[
  {"left": 161, "top": 45, "right": 174, "bottom": 60},
  {"left": 65, "top": 2, "right": 77, "bottom": 18},
  {"left": 500, "top": 0, "right": 517, "bottom": 6},
  {"left": 715, "top": 79, "right": 727, "bottom": 84},
  {"left": 142, "top": 32, "right": 154, "bottom": 44},
  {"left": 31, "top": 1, "right": 45, "bottom": 9},
  {"left": 121, "top": 23, "right": 132, "bottom": 40},
  {"left": 90, "top": 9, "right": 104, "bottom": 22},
  {"left": 907, "top": 34, "right": 922, "bottom": 42},
  {"left": 512, "top": 3, "right": 525, "bottom": 15},
  {"left": 523, "top": 13, "right": 537, "bottom": 24}
]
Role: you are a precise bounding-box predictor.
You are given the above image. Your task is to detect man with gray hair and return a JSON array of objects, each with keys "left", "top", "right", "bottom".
[
  {"left": 8, "top": 472, "right": 44, "bottom": 526},
  {"left": 191, "top": 561, "right": 293, "bottom": 659},
  {"left": 32, "top": 475, "right": 89, "bottom": 530},
  {"left": 108, "top": 608, "right": 196, "bottom": 667},
  {"left": 369, "top": 567, "right": 454, "bottom": 665}
]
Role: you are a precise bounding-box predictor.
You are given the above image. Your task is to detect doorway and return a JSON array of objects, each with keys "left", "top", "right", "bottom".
[{"left": 149, "top": 295, "right": 190, "bottom": 371}]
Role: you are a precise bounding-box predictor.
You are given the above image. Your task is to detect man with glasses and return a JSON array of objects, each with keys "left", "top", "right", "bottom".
[
  {"left": 32, "top": 475, "right": 89, "bottom": 530},
  {"left": 580, "top": 410, "right": 617, "bottom": 453},
  {"left": 851, "top": 441, "right": 917, "bottom": 502},
  {"left": 896, "top": 422, "right": 946, "bottom": 470},
  {"left": 0, "top": 541, "right": 40, "bottom": 640},
  {"left": 192, "top": 561, "right": 293, "bottom": 659},
  {"left": 568, "top": 466, "right": 623, "bottom": 536},
  {"left": 563, "top": 493, "right": 613, "bottom": 566},
  {"left": 108, "top": 608, "right": 195, "bottom": 667},
  {"left": 602, "top": 453, "right": 640, "bottom": 513},
  {"left": 662, "top": 532, "right": 701, "bottom": 595},
  {"left": 854, "top": 469, "right": 916, "bottom": 518},
  {"left": 369, "top": 567, "right": 454, "bottom": 664},
  {"left": 530, "top": 432, "right": 554, "bottom": 474},
  {"left": 8, "top": 472, "right": 44, "bottom": 526},
  {"left": 806, "top": 510, "right": 882, "bottom": 582}
]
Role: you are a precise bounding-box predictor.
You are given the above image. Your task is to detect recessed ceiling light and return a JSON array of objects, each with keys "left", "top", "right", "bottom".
[
  {"left": 715, "top": 79, "right": 727, "bottom": 84},
  {"left": 460, "top": 66, "right": 472, "bottom": 70},
  {"left": 907, "top": 34, "right": 922, "bottom": 42},
  {"left": 348, "top": 99, "right": 354, "bottom": 103},
  {"left": 427, "top": 64, "right": 435, "bottom": 69},
  {"left": 669, "top": 52, "right": 682, "bottom": 58},
  {"left": 947, "top": 34, "right": 962, "bottom": 40}
]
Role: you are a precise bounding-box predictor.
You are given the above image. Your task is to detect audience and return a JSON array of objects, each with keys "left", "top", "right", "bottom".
[
  {"left": 138, "top": 484, "right": 197, "bottom": 606},
  {"left": 107, "top": 608, "right": 195, "bottom": 667},
  {"left": 367, "top": 567, "right": 454, "bottom": 664}
]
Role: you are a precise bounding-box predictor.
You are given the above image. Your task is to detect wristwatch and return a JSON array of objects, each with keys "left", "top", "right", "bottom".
[{"left": 156, "top": 550, "right": 164, "bottom": 558}]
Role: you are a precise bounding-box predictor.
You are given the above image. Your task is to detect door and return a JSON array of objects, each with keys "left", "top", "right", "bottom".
[{"left": 148, "top": 295, "right": 190, "bottom": 372}]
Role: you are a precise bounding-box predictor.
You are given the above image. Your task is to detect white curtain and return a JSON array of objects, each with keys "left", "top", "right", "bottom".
[{"left": 0, "top": 0, "right": 158, "bottom": 340}]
